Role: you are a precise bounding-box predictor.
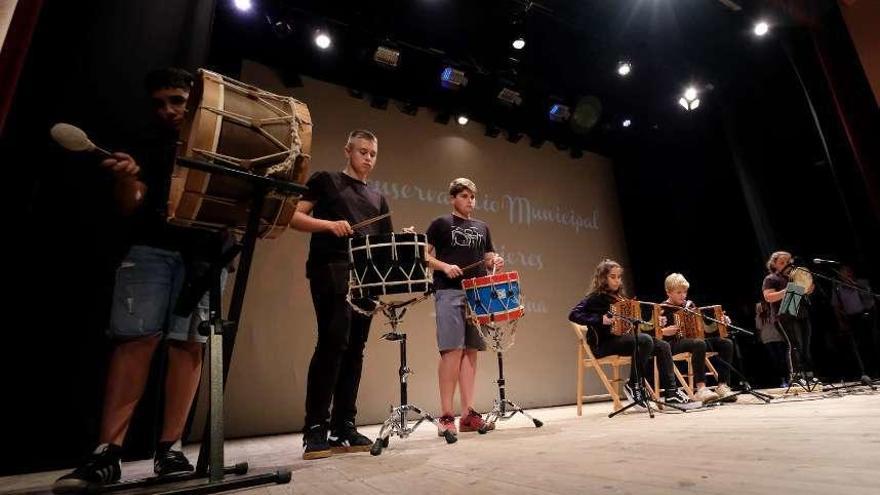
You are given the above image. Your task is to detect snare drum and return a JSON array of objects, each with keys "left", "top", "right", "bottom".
[
  {"left": 168, "top": 69, "right": 312, "bottom": 238},
  {"left": 348, "top": 233, "right": 432, "bottom": 299},
  {"left": 462, "top": 272, "right": 525, "bottom": 325}
]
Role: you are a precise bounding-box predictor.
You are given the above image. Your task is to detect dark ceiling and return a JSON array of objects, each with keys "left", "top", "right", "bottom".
[{"left": 209, "top": 0, "right": 836, "bottom": 155}]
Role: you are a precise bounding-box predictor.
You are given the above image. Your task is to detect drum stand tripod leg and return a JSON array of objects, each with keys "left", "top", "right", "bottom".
[
  {"left": 479, "top": 349, "right": 543, "bottom": 434},
  {"left": 370, "top": 303, "right": 457, "bottom": 456}
]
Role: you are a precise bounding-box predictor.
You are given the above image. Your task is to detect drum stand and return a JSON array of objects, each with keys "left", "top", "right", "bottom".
[
  {"left": 369, "top": 292, "right": 458, "bottom": 456},
  {"left": 94, "top": 158, "right": 306, "bottom": 494},
  {"left": 476, "top": 322, "right": 543, "bottom": 434}
]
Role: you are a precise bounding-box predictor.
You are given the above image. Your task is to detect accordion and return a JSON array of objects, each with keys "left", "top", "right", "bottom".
[
  {"left": 609, "top": 298, "right": 649, "bottom": 335},
  {"left": 660, "top": 304, "right": 729, "bottom": 339}
]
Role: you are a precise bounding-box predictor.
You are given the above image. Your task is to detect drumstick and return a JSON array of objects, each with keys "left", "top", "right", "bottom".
[
  {"left": 50, "top": 123, "right": 112, "bottom": 156},
  {"left": 460, "top": 259, "right": 486, "bottom": 272},
  {"left": 350, "top": 211, "right": 393, "bottom": 230}
]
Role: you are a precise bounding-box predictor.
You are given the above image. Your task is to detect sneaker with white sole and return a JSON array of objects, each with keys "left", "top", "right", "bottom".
[
  {"left": 694, "top": 387, "right": 720, "bottom": 403},
  {"left": 664, "top": 388, "right": 701, "bottom": 409},
  {"left": 438, "top": 415, "right": 458, "bottom": 436},
  {"left": 715, "top": 383, "right": 738, "bottom": 402}
]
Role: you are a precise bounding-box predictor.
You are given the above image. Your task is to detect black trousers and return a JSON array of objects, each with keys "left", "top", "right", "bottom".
[
  {"left": 776, "top": 315, "right": 813, "bottom": 375},
  {"left": 705, "top": 336, "right": 734, "bottom": 384},
  {"left": 649, "top": 338, "right": 679, "bottom": 393},
  {"left": 594, "top": 333, "right": 655, "bottom": 388},
  {"left": 764, "top": 341, "right": 791, "bottom": 385},
  {"left": 304, "top": 262, "right": 373, "bottom": 429},
  {"left": 669, "top": 338, "right": 707, "bottom": 387}
]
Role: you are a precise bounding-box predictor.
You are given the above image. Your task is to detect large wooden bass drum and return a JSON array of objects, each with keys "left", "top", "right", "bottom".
[{"left": 169, "top": 69, "right": 311, "bottom": 238}]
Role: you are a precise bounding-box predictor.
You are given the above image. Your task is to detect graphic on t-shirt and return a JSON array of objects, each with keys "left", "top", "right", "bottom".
[{"left": 451, "top": 226, "right": 486, "bottom": 250}]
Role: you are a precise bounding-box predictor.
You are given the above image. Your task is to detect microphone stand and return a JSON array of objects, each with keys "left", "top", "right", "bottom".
[
  {"left": 607, "top": 314, "right": 688, "bottom": 418},
  {"left": 796, "top": 265, "right": 880, "bottom": 300},
  {"left": 797, "top": 264, "right": 880, "bottom": 392},
  {"left": 701, "top": 339, "right": 774, "bottom": 403}
]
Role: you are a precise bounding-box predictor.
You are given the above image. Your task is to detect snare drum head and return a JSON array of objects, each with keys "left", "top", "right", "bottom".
[{"left": 348, "top": 233, "right": 432, "bottom": 298}]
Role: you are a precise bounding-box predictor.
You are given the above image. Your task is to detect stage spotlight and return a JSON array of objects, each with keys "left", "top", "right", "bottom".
[
  {"left": 754, "top": 21, "right": 769, "bottom": 37},
  {"left": 269, "top": 17, "right": 294, "bottom": 39},
  {"left": 548, "top": 103, "right": 571, "bottom": 122},
  {"left": 678, "top": 86, "right": 700, "bottom": 111},
  {"left": 497, "top": 87, "right": 523, "bottom": 106},
  {"left": 374, "top": 46, "right": 400, "bottom": 68},
  {"left": 233, "top": 0, "right": 252, "bottom": 12},
  {"left": 622, "top": 119, "right": 632, "bottom": 128},
  {"left": 457, "top": 115, "right": 469, "bottom": 126},
  {"left": 512, "top": 37, "right": 526, "bottom": 50},
  {"left": 314, "top": 31, "right": 332, "bottom": 50},
  {"left": 441, "top": 67, "right": 468, "bottom": 89},
  {"left": 617, "top": 62, "right": 631, "bottom": 77}
]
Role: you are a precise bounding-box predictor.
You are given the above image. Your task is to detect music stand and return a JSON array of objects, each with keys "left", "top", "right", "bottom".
[
  {"left": 780, "top": 283, "right": 806, "bottom": 319},
  {"left": 95, "top": 157, "right": 306, "bottom": 494}
]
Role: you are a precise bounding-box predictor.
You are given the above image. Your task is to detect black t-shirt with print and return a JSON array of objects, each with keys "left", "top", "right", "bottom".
[{"left": 425, "top": 214, "right": 495, "bottom": 290}]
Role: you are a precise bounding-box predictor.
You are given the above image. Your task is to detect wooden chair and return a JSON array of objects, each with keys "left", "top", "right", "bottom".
[{"left": 571, "top": 322, "right": 657, "bottom": 414}]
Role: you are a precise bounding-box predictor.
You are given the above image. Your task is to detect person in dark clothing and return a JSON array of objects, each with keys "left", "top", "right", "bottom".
[
  {"left": 55, "top": 68, "right": 225, "bottom": 493},
  {"left": 289, "top": 129, "right": 392, "bottom": 460},
  {"left": 831, "top": 263, "right": 877, "bottom": 384},
  {"left": 762, "top": 251, "right": 818, "bottom": 388}
]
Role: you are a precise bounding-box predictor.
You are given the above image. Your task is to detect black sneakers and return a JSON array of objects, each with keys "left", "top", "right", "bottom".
[
  {"left": 328, "top": 421, "right": 372, "bottom": 453},
  {"left": 302, "top": 423, "right": 332, "bottom": 460},
  {"left": 153, "top": 442, "right": 195, "bottom": 476},
  {"left": 664, "top": 388, "right": 697, "bottom": 407},
  {"left": 623, "top": 381, "right": 644, "bottom": 403},
  {"left": 53, "top": 444, "right": 122, "bottom": 494}
]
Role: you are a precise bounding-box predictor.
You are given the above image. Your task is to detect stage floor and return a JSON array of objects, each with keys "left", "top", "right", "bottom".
[{"left": 3, "top": 387, "right": 879, "bottom": 495}]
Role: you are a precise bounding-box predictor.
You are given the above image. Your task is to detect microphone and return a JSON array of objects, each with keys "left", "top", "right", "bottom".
[{"left": 812, "top": 258, "right": 840, "bottom": 265}]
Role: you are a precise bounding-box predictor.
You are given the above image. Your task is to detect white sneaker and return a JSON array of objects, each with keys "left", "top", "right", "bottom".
[
  {"left": 715, "top": 384, "right": 738, "bottom": 402},
  {"left": 695, "top": 387, "right": 720, "bottom": 403}
]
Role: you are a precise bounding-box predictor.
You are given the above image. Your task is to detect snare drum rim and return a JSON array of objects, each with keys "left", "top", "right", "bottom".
[
  {"left": 472, "top": 306, "right": 525, "bottom": 325},
  {"left": 461, "top": 271, "right": 520, "bottom": 289}
]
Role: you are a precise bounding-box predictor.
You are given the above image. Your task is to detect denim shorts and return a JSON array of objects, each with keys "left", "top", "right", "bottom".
[
  {"left": 434, "top": 289, "right": 486, "bottom": 352},
  {"left": 108, "top": 245, "right": 218, "bottom": 343}
]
